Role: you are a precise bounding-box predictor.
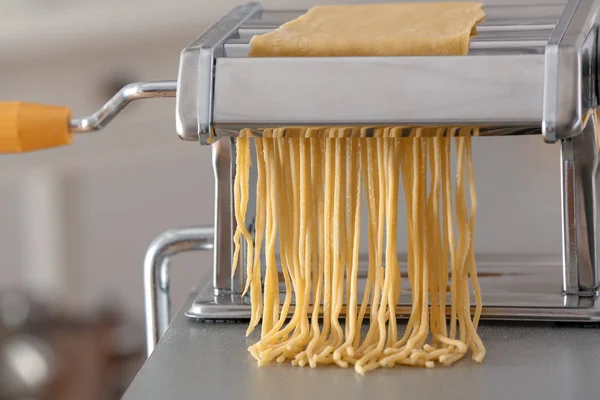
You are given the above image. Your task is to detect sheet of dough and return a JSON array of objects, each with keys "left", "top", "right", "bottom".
[{"left": 249, "top": 2, "right": 484, "bottom": 57}]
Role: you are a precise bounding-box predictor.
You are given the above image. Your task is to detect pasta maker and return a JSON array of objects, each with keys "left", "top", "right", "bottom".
[
  {"left": 142, "top": 0, "right": 600, "bottom": 356},
  {"left": 3, "top": 0, "right": 600, "bottom": 357}
]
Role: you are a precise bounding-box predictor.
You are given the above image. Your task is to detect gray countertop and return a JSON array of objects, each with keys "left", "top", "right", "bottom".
[{"left": 123, "top": 293, "right": 600, "bottom": 400}]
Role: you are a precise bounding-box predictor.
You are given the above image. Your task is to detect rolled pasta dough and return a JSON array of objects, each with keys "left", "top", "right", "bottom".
[{"left": 249, "top": 2, "right": 485, "bottom": 57}]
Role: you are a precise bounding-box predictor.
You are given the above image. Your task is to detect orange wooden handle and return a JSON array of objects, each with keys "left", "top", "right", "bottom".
[{"left": 0, "top": 102, "right": 72, "bottom": 153}]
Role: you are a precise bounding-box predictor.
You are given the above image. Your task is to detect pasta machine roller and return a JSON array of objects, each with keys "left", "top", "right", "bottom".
[{"left": 2, "top": 0, "right": 600, "bottom": 357}]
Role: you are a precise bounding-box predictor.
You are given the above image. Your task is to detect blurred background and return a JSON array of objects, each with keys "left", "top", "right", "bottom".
[{"left": 0, "top": 0, "right": 565, "bottom": 398}]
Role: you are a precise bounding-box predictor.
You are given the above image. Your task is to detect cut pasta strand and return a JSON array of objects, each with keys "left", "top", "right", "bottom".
[{"left": 234, "top": 132, "right": 484, "bottom": 374}]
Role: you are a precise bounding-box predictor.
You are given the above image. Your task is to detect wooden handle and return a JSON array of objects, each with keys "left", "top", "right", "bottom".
[{"left": 0, "top": 102, "right": 72, "bottom": 153}]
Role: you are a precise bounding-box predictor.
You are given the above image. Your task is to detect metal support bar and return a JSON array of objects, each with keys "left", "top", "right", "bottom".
[
  {"left": 561, "top": 112, "right": 600, "bottom": 296},
  {"left": 212, "top": 138, "right": 244, "bottom": 296},
  {"left": 144, "top": 226, "right": 214, "bottom": 357}
]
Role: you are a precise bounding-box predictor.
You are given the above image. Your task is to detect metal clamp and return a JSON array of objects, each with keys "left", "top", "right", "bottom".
[{"left": 143, "top": 226, "right": 214, "bottom": 357}]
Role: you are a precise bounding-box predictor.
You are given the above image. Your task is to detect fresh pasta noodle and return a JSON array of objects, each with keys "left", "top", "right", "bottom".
[
  {"left": 231, "top": 2, "right": 486, "bottom": 374},
  {"left": 234, "top": 132, "right": 484, "bottom": 373}
]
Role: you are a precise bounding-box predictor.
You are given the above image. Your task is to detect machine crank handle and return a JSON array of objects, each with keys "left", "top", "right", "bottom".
[{"left": 0, "top": 81, "right": 176, "bottom": 153}]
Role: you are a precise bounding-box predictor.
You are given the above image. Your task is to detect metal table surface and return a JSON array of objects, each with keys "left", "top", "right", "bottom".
[{"left": 123, "top": 292, "right": 600, "bottom": 400}]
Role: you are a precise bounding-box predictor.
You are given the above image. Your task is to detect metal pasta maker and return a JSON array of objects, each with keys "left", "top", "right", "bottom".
[
  {"left": 141, "top": 0, "right": 600, "bottom": 356},
  {"left": 5, "top": 0, "right": 600, "bottom": 356}
]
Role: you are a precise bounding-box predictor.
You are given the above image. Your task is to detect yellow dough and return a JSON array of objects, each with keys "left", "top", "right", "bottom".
[
  {"left": 249, "top": 2, "right": 484, "bottom": 57},
  {"left": 235, "top": 2, "right": 486, "bottom": 374}
]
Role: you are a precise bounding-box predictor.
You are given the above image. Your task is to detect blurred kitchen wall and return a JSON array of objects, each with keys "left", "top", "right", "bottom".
[{"left": 0, "top": 0, "right": 566, "bottom": 326}]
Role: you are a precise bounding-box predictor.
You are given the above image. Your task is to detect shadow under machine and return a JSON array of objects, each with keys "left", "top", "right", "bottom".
[{"left": 10, "top": 0, "right": 600, "bottom": 356}]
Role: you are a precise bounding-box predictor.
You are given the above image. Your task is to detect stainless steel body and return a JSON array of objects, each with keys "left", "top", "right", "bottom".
[
  {"left": 213, "top": 55, "right": 544, "bottom": 130},
  {"left": 140, "top": 0, "right": 600, "bottom": 355},
  {"left": 175, "top": 1, "right": 598, "bottom": 143}
]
